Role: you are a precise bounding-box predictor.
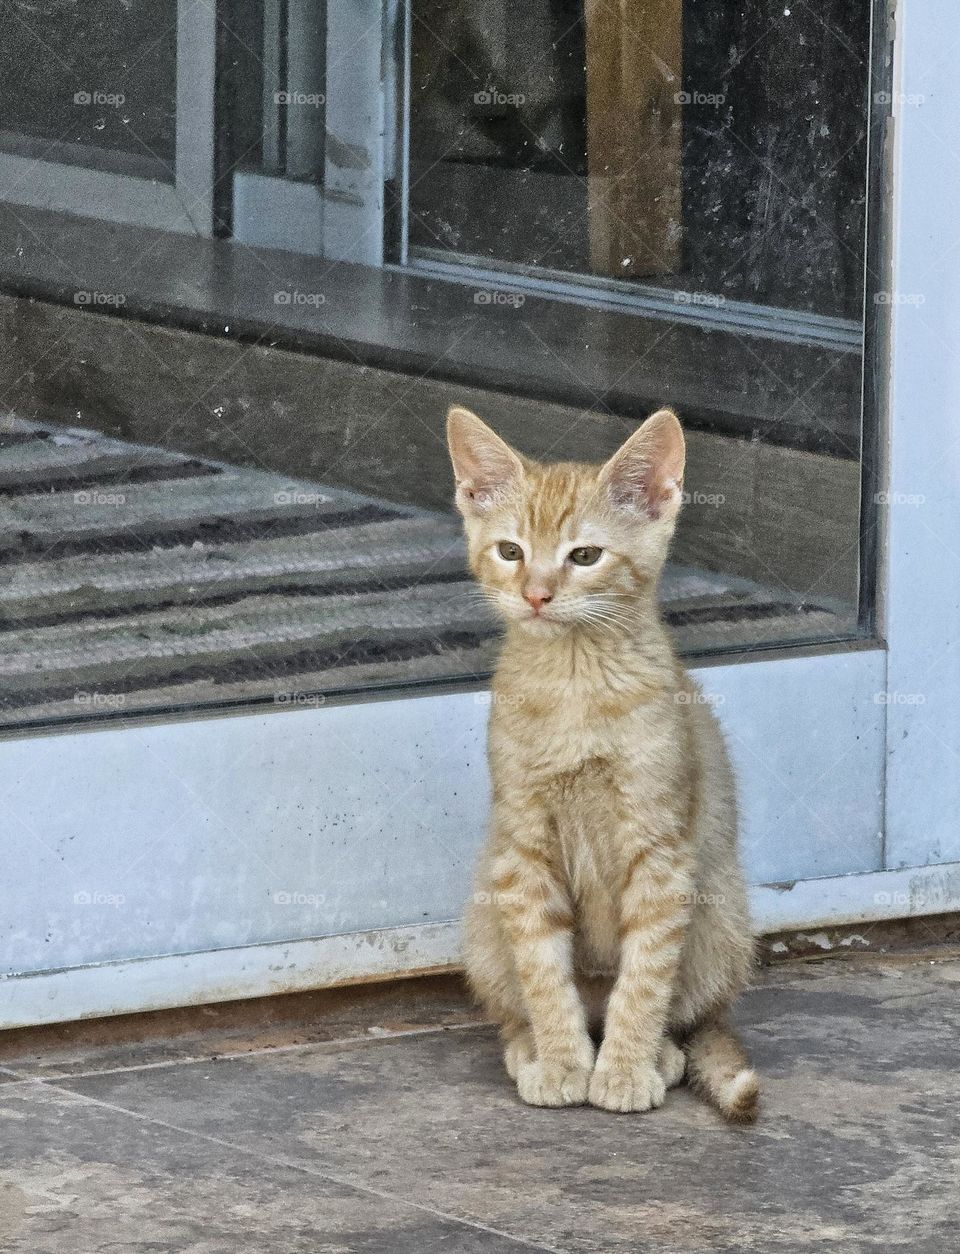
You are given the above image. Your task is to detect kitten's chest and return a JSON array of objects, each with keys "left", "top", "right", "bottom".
[
  {"left": 498, "top": 704, "right": 686, "bottom": 973},
  {"left": 490, "top": 689, "right": 672, "bottom": 782},
  {"left": 545, "top": 761, "right": 626, "bottom": 971}
]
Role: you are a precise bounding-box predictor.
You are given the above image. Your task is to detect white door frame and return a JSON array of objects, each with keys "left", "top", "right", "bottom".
[
  {"left": 4, "top": 0, "right": 959, "bottom": 1029},
  {"left": 882, "top": 0, "right": 960, "bottom": 870},
  {"left": 0, "top": 645, "right": 896, "bottom": 1029}
]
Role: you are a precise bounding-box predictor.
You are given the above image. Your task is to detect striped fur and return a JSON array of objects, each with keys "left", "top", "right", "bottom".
[{"left": 449, "top": 405, "right": 759, "bottom": 1121}]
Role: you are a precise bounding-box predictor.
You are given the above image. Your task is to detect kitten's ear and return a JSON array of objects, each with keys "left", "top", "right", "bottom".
[
  {"left": 446, "top": 406, "right": 524, "bottom": 514},
  {"left": 599, "top": 408, "right": 685, "bottom": 521}
]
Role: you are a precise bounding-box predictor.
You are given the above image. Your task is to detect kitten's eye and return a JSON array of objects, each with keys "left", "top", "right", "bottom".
[
  {"left": 497, "top": 541, "right": 524, "bottom": 562},
  {"left": 568, "top": 545, "right": 603, "bottom": 566}
]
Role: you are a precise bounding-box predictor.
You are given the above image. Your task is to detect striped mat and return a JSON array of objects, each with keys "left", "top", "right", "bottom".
[{"left": 0, "top": 415, "right": 845, "bottom": 729}]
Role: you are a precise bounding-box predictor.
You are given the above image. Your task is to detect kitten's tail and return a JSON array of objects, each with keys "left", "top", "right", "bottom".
[{"left": 682, "top": 1015, "right": 759, "bottom": 1124}]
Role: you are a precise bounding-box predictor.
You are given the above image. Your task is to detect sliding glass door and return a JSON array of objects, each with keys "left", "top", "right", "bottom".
[{"left": 6, "top": 0, "right": 953, "bottom": 1029}]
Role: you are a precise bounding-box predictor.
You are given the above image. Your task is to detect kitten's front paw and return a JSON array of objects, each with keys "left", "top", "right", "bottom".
[
  {"left": 516, "top": 1050, "right": 593, "bottom": 1107},
  {"left": 589, "top": 1061, "right": 666, "bottom": 1113}
]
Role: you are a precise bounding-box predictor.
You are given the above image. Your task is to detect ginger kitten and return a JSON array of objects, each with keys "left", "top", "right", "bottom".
[{"left": 448, "top": 404, "right": 759, "bottom": 1122}]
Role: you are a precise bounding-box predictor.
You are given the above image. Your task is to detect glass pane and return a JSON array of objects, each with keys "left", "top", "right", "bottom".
[
  {"left": 408, "top": 0, "right": 868, "bottom": 318},
  {"left": 0, "top": 0, "right": 178, "bottom": 178},
  {"left": 0, "top": 0, "right": 880, "bottom": 730}
]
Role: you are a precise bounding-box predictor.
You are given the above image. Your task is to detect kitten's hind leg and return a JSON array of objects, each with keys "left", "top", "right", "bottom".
[{"left": 657, "top": 1035, "right": 686, "bottom": 1089}]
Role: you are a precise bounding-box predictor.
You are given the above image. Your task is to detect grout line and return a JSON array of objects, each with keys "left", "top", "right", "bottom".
[
  {"left": 7, "top": 1018, "right": 494, "bottom": 1082},
  {"left": 34, "top": 1082, "right": 568, "bottom": 1254}
]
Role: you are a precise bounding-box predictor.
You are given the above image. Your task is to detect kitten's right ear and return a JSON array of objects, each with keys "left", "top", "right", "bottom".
[
  {"left": 446, "top": 406, "right": 524, "bottom": 514},
  {"left": 599, "top": 408, "right": 685, "bottom": 521}
]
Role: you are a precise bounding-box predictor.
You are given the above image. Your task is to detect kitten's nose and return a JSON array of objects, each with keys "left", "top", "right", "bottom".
[{"left": 524, "top": 588, "right": 553, "bottom": 613}]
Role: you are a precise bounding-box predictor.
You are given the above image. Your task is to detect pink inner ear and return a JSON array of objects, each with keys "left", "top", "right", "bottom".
[
  {"left": 603, "top": 411, "right": 685, "bottom": 518},
  {"left": 463, "top": 484, "right": 494, "bottom": 506},
  {"left": 458, "top": 463, "right": 508, "bottom": 507},
  {"left": 608, "top": 456, "right": 676, "bottom": 517},
  {"left": 454, "top": 445, "right": 520, "bottom": 505},
  {"left": 447, "top": 408, "right": 523, "bottom": 507}
]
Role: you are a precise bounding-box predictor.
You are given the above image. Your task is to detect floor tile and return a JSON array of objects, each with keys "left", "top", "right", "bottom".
[
  {"left": 0, "top": 1082, "right": 549, "bottom": 1253},
  {"left": 52, "top": 960, "right": 960, "bottom": 1252}
]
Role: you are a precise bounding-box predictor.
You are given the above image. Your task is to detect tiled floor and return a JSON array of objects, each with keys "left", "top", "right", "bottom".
[{"left": 1, "top": 957, "right": 958, "bottom": 1253}]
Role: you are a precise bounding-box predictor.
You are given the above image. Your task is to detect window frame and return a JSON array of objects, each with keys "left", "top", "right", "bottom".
[{"left": 0, "top": 0, "right": 216, "bottom": 236}]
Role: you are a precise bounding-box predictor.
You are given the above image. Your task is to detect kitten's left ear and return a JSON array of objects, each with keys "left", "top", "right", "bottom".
[
  {"left": 599, "top": 408, "right": 685, "bottom": 521},
  {"left": 446, "top": 406, "right": 524, "bottom": 514}
]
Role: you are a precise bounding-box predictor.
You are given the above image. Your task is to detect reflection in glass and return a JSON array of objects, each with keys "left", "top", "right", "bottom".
[
  {"left": 408, "top": 0, "right": 868, "bottom": 317},
  {"left": 0, "top": 0, "right": 177, "bottom": 177},
  {"left": 0, "top": 0, "right": 877, "bottom": 728}
]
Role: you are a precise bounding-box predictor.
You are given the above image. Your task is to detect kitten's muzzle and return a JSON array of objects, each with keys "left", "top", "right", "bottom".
[{"left": 523, "top": 589, "right": 553, "bottom": 614}]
